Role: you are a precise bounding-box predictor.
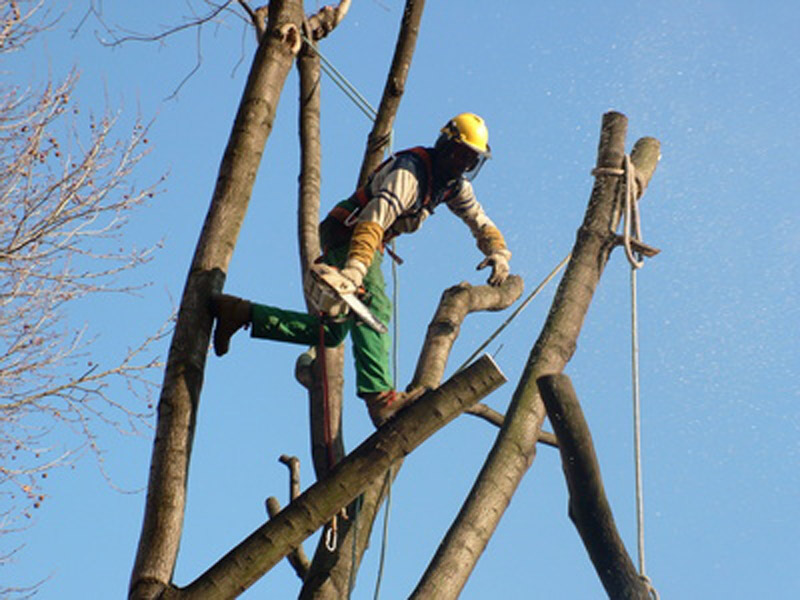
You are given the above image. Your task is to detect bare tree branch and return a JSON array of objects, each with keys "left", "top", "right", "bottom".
[
  {"left": 410, "top": 277, "right": 524, "bottom": 390},
  {"left": 358, "top": 0, "right": 425, "bottom": 184},
  {"left": 0, "top": 0, "right": 53, "bottom": 53},
  {"left": 264, "top": 454, "right": 311, "bottom": 580},
  {"left": 129, "top": 2, "right": 306, "bottom": 598},
  {"left": 411, "top": 113, "right": 661, "bottom": 598},
  {"left": 1, "top": 43, "right": 166, "bottom": 552},
  {"left": 465, "top": 403, "right": 559, "bottom": 448},
  {"left": 166, "top": 355, "right": 506, "bottom": 599},
  {"left": 537, "top": 373, "right": 652, "bottom": 599},
  {"left": 298, "top": 3, "right": 426, "bottom": 597}
]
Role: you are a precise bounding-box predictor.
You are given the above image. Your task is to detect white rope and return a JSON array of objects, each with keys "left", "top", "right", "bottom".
[
  {"left": 595, "top": 157, "right": 659, "bottom": 598},
  {"left": 301, "top": 32, "right": 378, "bottom": 122},
  {"left": 622, "top": 154, "right": 644, "bottom": 269},
  {"left": 619, "top": 156, "right": 660, "bottom": 599},
  {"left": 630, "top": 261, "right": 646, "bottom": 573},
  {"left": 373, "top": 465, "right": 394, "bottom": 600}
]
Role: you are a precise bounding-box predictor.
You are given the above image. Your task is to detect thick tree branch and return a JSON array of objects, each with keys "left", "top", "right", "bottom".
[
  {"left": 538, "top": 374, "right": 651, "bottom": 599},
  {"left": 128, "top": 2, "right": 305, "bottom": 599},
  {"left": 165, "top": 355, "right": 506, "bottom": 599},
  {"left": 411, "top": 112, "right": 661, "bottom": 599},
  {"left": 357, "top": 0, "right": 426, "bottom": 185},
  {"left": 299, "top": 2, "right": 425, "bottom": 597},
  {"left": 410, "top": 276, "right": 524, "bottom": 390}
]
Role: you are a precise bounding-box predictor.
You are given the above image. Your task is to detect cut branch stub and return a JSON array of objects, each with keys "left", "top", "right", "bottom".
[{"left": 303, "top": 1, "right": 351, "bottom": 42}]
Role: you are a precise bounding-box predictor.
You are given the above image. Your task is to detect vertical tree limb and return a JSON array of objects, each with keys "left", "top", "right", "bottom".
[
  {"left": 537, "top": 374, "right": 651, "bottom": 599},
  {"left": 296, "top": 33, "right": 353, "bottom": 600},
  {"left": 128, "top": 2, "right": 305, "bottom": 598},
  {"left": 300, "top": 2, "right": 426, "bottom": 597},
  {"left": 296, "top": 24, "right": 347, "bottom": 483},
  {"left": 411, "top": 112, "right": 661, "bottom": 598},
  {"left": 357, "top": 0, "right": 426, "bottom": 185}
]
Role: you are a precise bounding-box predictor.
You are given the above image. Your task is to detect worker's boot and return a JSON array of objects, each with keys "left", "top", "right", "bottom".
[
  {"left": 211, "top": 293, "right": 252, "bottom": 356},
  {"left": 362, "top": 388, "right": 425, "bottom": 428}
]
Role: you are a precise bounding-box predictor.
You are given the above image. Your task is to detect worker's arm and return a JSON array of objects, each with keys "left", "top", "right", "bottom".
[
  {"left": 447, "top": 181, "right": 512, "bottom": 286},
  {"left": 343, "top": 159, "right": 422, "bottom": 284}
]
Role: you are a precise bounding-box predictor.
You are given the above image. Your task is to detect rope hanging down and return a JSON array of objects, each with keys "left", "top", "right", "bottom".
[{"left": 617, "top": 156, "right": 660, "bottom": 600}]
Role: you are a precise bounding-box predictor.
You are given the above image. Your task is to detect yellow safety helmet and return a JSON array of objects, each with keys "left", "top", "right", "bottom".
[
  {"left": 436, "top": 112, "right": 491, "bottom": 181},
  {"left": 439, "top": 112, "right": 491, "bottom": 157}
]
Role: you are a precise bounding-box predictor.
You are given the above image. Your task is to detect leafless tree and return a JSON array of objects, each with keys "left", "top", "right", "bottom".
[
  {"left": 127, "top": 2, "right": 662, "bottom": 598},
  {"left": 0, "top": 2, "right": 167, "bottom": 585}
]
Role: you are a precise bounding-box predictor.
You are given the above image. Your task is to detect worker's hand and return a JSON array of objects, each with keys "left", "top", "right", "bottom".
[
  {"left": 476, "top": 252, "right": 510, "bottom": 286},
  {"left": 304, "top": 267, "right": 350, "bottom": 318},
  {"left": 324, "top": 298, "right": 350, "bottom": 318},
  {"left": 341, "top": 259, "right": 367, "bottom": 289}
]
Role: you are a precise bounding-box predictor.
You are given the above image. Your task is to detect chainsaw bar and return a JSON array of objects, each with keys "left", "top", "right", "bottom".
[{"left": 309, "top": 263, "right": 388, "bottom": 334}]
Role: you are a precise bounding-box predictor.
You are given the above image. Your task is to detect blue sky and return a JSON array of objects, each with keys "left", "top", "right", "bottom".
[{"left": 5, "top": 1, "right": 799, "bottom": 598}]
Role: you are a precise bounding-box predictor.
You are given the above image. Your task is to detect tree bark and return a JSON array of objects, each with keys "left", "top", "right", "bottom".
[
  {"left": 537, "top": 374, "right": 651, "bottom": 599},
  {"left": 165, "top": 354, "right": 506, "bottom": 599},
  {"left": 296, "top": 25, "right": 347, "bottom": 485},
  {"left": 357, "top": 0, "right": 426, "bottom": 185},
  {"left": 300, "top": 2, "right": 426, "bottom": 597},
  {"left": 411, "top": 277, "right": 524, "bottom": 391},
  {"left": 411, "top": 112, "right": 661, "bottom": 599},
  {"left": 128, "top": 3, "right": 305, "bottom": 598}
]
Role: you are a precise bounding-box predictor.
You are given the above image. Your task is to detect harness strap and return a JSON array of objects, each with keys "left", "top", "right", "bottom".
[{"left": 330, "top": 146, "right": 436, "bottom": 230}]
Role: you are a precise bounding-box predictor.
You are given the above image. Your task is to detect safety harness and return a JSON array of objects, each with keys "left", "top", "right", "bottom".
[{"left": 320, "top": 146, "right": 459, "bottom": 260}]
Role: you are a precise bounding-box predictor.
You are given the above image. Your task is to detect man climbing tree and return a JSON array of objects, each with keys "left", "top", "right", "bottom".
[{"left": 211, "top": 112, "right": 512, "bottom": 427}]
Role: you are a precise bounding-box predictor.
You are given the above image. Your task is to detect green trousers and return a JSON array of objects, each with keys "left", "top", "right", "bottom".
[{"left": 250, "top": 246, "right": 393, "bottom": 397}]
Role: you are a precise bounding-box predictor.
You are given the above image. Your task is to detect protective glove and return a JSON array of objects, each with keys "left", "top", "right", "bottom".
[
  {"left": 476, "top": 251, "right": 510, "bottom": 286},
  {"left": 304, "top": 265, "right": 350, "bottom": 318},
  {"left": 340, "top": 259, "right": 367, "bottom": 289}
]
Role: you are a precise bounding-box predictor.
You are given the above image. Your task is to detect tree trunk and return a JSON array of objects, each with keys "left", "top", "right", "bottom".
[
  {"left": 300, "top": 2, "right": 426, "bottom": 597},
  {"left": 165, "top": 354, "right": 506, "bottom": 599},
  {"left": 537, "top": 373, "right": 651, "bottom": 599},
  {"left": 296, "top": 28, "right": 347, "bottom": 484},
  {"left": 411, "top": 112, "right": 661, "bottom": 598},
  {"left": 128, "top": 3, "right": 305, "bottom": 598}
]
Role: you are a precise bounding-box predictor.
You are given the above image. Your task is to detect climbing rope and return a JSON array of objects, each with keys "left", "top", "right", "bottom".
[
  {"left": 373, "top": 465, "right": 394, "bottom": 600},
  {"left": 621, "top": 154, "right": 645, "bottom": 270},
  {"left": 301, "top": 32, "right": 377, "bottom": 122},
  {"left": 618, "top": 156, "right": 660, "bottom": 600}
]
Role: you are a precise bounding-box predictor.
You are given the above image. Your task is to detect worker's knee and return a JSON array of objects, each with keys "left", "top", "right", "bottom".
[{"left": 322, "top": 321, "right": 349, "bottom": 347}]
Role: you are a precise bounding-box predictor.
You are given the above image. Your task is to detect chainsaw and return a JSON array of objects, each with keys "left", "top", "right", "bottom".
[{"left": 306, "top": 263, "right": 388, "bottom": 334}]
